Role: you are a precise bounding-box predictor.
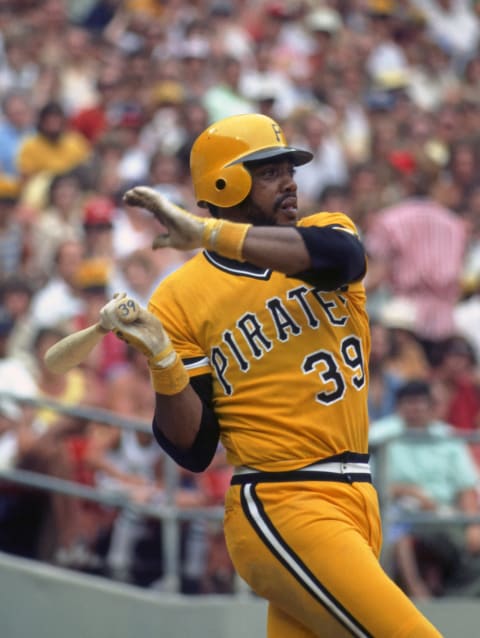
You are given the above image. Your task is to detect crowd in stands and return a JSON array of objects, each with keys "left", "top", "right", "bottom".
[{"left": 1, "top": 0, "right": 480, "bottom": 597}]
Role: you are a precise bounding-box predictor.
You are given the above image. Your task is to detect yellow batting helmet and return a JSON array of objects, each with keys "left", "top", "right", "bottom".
[{"left": 190, "top": 113, "right": 313, "bottom": 208}]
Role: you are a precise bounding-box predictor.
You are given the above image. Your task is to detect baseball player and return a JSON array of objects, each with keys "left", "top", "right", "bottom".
[{"left": 100, "top": 114, "right": 442, "bottom": 637}]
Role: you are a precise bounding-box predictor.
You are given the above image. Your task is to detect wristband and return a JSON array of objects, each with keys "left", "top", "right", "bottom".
[
  {"left": 148, "top": 351, "right": 189, "bottom": 395},
  {"left": 203, "top": 219, "right": 251, "bottom": 261}
]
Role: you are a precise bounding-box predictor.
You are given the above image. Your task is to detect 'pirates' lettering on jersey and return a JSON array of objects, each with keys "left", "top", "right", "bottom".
[
  {"left": 149, "top": 212, "right": 371, "bottom": 471},
  {"left": 210, "top": 285, "right": 350, "bottom": 396}
]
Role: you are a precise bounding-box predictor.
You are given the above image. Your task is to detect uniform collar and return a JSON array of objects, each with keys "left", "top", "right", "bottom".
[{"left": 203, "top": 250, "right": 272, "bottom": 280}]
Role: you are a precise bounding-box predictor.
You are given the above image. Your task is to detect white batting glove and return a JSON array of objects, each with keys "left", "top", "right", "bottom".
[{"left": 123, "top": 186, "right": 251, "bottom": 261}]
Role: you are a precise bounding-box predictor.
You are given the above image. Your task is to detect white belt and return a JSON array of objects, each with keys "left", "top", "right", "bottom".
[{"left": 233, "top": 461, "right": 371, "bottom": 476}]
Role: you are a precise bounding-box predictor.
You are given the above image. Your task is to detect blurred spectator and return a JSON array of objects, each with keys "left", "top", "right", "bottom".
[
  {"left": 114, "top": 108, "right": 150, "bottom": 185},
  {"left": 30, "top": 172, "right": 85, "bottom": 280},
  {"left": 247, "top": 0, "right": 311, "bottom": 83},
  {"left": 444, "top": 139, "right": 479, "bottom": 212},
  {"left": 461, "top": 55, "right": 480, "bottom": 105},
  {"left": 139, "top": 81, "right": 186, "bottom": 158},
  {"left": 409, "top": 0, "right": 480, "bottom": 67},
  {"left": 368, "top": 319, "right": 405, "bottom": 422},
  {"left": 0, "top": 90, "right": 35, "bottom": 184},
  {"left": 0, "top": 193, "right": 25, "bottom": 279},
  {"left": 426, "top": 103, "right": 465, "bottom": 170},
  {"left": 316, "top": 184, "right": 352, "bottom": 217},
  {"left": 80, "top": 0, "right": 119, "bottom": 33},
  {"left": 0, "top": 275, "right": 36, "bottom": 372},
  {"left": 326, "top": 84, "right": 371, "bottom": 167},
  {"left": 176, "top": 39, "right": 213, "bottom": 103},
  {"left": 29, "top": 239, "right": 86, "bottom": 331},
  {"left": 377, "top": 297, "right": 431, "bottom": 382},
  {"left": 207, "top": 1, "right": 253, "bottom": 61},
  {"left": 0, "top": 394, "right": 74, "bottom": 560},
  {"left": 370, "top": 379, "right": 480, "bottom": 599},
  {"left": 32, "top": 327, "right": 89, "bottom": 432},
  {"left": 348, "top": 162, "right": 385, "bottom": 229},
  {"left": 145, "top": 150, "right": 192, "bottom": 211},
  {"left": 175, "top": 99, "right": 210, "bottom": 178},
  {"left": 113, "top": 249, "right": 163, "bottom": 307},
  {"left": 0, "top": 312, "right": 38, "bottom": 405},
  {"left": 240, "top": 39, "right": 299, "bottom": 120},
  {"left": 406, "top": 40, "right": 461, "bottom": 113},
  {"left": 99, "top": 426, "right": 167, "bottom": 585},
  {"left": 194, "top": 444, "right": 234, "bottom": 594},
  {"left": 292, "top": 107, "right": 349, "bottom": 208},
  {"left": 0, "top": 396, "right": 32, "bottom": 474},
  {"left": 82, "top": 195, "right": 116, "bottom": 260},
  {"left": 455, "top": 207, "right": 480, "bottom": 363},
  {"left": 56, "top": 26, "right": 99, "bottom": 115},
  {"left": 111, "top": 195, "right": 164, "bottom": 260},
  {"left": 303, "top": 6, "right": 343, "bottom": 80},
  {"left": 430, "top": 335, "right": 480, "bottom": 433},
  {"left": 456, "top": 186, "right": 480, "bottom": 294},
  {"left": 364, "top": 1, "right": 409, "bottom": 84},
  {"left": 0, "top": 322, "right": 91, "bottom": 564},
  {"left": 0, "top": 28, "right": 39, "bottom": 95},
  {"left": 364, "top": 170, "right": 468, "bottom": 366},
  {"left": 202, "top": 54, "right": 254, "bottom": 123},
  {"left": 69, "top": 67, "right": 125, "bottom": 143},
  {"left": 16, "top": 101, "right": 92, "bottom": 182},
  {"left": 28, "top": 0, "right": 72, "bottom": 68}
]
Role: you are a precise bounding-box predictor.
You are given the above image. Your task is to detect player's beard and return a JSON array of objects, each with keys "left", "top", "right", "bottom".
[{"left": 238, "top": 197, "right": 297, "bottom": 227}]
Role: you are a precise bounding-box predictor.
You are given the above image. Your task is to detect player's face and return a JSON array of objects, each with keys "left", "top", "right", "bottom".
[{"left": 235, "top": 159, "right": 298, "bottom": 226}]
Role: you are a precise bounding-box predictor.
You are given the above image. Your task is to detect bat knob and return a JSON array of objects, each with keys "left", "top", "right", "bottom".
[{"left": 114, "top": 297, "right": 140, "bottom": 323}]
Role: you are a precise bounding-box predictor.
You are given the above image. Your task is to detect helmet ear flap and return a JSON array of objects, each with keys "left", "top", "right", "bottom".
[{"left": 202, "top": 163, "right": 252, "bottom": 208}]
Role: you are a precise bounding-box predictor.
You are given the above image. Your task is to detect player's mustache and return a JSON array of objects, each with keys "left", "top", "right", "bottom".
[{"left": 274, "top": 193, "right": 297, "bottom": 211}]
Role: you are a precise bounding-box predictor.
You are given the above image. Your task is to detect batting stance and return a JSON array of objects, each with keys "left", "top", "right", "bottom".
[{"left": 99, "top": 114, "right": 442, "bottom": 637}]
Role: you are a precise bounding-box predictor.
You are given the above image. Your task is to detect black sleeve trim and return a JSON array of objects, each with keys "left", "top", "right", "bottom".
[
  {"left": 151, "top": 373, "right": 220, "bottom": 473},
  {"left": 292, "top": 225, "right": 366, "bottom": 290}
]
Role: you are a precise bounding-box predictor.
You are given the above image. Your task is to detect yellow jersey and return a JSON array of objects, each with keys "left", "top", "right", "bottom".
[
  {"left": 149, "top": 212, "right": 370, "bottom": 472},
  {"left": 16, "top": 131, "right": 91, "bottom": 178}
]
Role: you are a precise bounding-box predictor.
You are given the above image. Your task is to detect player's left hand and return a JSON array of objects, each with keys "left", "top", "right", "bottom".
[
  {"left": 123, "top": 185, "right": 250, "bottom": 261},
  {"left": 123, "top": 186, "right": 209, "bottom": 251}
]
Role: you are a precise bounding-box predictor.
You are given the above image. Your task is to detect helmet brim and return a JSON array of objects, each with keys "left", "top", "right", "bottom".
[{"left": 229, "top": 146, "right": 313, "bottom": 167}]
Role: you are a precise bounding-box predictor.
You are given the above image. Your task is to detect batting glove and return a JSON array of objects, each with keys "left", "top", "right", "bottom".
[
  {"left": 99, "top": 293, "right": 189, "bottom": 395},
  {"left": 123, "top": 186, "right": 251, "bottom": 261}
]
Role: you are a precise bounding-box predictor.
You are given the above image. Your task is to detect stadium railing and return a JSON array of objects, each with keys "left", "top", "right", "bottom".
[{"left": 2, "top": 392, "right": 480, "bottom": 594}]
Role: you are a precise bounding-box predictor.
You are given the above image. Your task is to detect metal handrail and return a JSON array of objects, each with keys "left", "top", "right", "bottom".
[
  {"left": 2, "top": 392, "right": 480, "bottom": 590},
  {"left": 0, "top": 467, "right": 225, "bottom": 521},
  {"left": 0, "top": 392, "right": 151, "bottom": 432},
  {"left": 0, "top": 392, "right": 227, "bottom": 594}
]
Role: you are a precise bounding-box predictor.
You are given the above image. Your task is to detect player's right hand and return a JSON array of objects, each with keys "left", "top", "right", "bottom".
[{"left": 99, "top": 292, "right": 175, "bottom": 366}]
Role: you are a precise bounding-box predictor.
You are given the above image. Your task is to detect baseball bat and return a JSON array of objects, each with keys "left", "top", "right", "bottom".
[
  {"left": 44, "top": 323, "right": 109, "bottom": 374},
  {"left": 44, "top": 297, "right": 140, "bottom": 374}
]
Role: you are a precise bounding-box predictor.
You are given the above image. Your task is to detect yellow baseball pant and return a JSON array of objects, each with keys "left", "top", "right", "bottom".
[{"left": 224, "top": 474, "right": 442, "bottom": 637}]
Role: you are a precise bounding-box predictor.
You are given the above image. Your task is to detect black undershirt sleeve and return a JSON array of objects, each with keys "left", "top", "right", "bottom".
[
  {"left": 151, "top": 372, "right": 220, "bottom": 473},
  {"left": 293, "top": 225, "right": 366, "bottom": 289}
]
